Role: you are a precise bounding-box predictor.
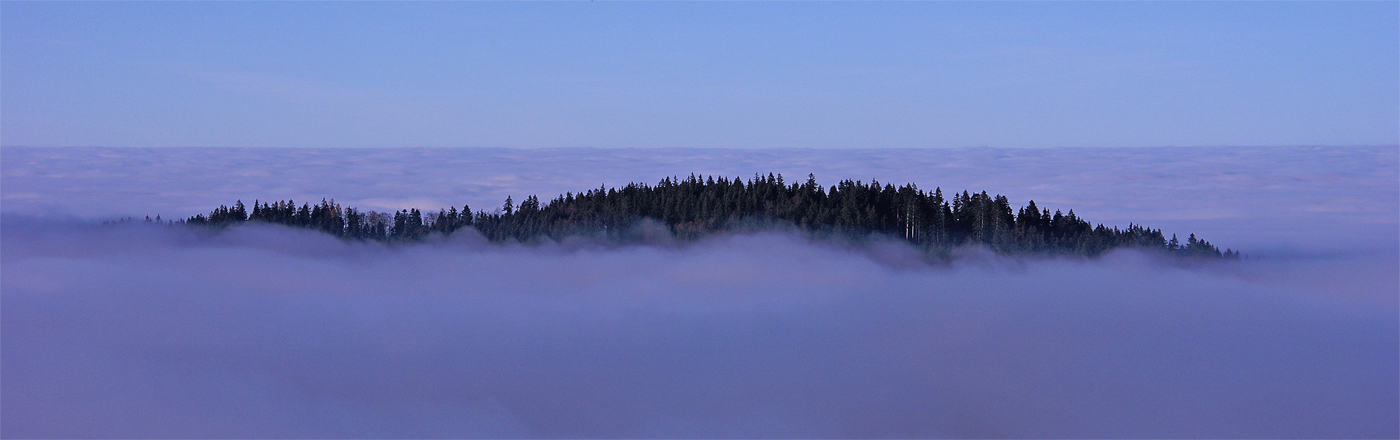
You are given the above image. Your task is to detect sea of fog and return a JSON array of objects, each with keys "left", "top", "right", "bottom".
[{"left": 2, "top": 146, "right": 1397, "bottom": 438}]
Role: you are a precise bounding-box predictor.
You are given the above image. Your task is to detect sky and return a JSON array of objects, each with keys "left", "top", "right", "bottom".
[
  {"left": 3, "top": 2, "right": 1397, "bottom": 149},
  {"left": 2, "top": 3, "right": 1398, "bottom": 437}
]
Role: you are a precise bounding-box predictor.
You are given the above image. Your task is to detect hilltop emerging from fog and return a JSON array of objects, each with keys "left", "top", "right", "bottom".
[{"left": 178, "top": 174, "right": 1234, "bottom": 258}]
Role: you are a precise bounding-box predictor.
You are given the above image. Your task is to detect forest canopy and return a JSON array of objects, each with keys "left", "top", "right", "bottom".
[{"left": 179, "top": 173, "right": 1237, "bottom": 259}]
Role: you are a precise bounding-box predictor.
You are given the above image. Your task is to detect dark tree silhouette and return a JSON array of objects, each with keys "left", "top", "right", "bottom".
[{"left": 180, "top": 174, "right": 1239, "bottom": 259}]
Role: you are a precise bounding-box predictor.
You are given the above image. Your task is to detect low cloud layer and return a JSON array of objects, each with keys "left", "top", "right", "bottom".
[
  {"left": 4, "top": 147, "right": 1396, "bottom": 437},
  {"left": 4, "top": 219, "right": 1395, "bottom": 438},
  {"left": 4, "top": 146, "right": 1397, "bottom": 257}
]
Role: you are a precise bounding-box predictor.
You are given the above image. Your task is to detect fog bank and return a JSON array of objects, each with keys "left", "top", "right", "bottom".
[
  {"left": 4, "top": 219, "right": 1395, "bottom": 438},
  {"left": 4, "top": 146, "right": 1396, "bottom": 437},
  {"left": 4, "top": 146, "right": 1396, "bottom": 257}
]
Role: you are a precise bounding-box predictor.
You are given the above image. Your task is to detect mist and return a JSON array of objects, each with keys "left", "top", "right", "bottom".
[
  {"left": 3, "top": 218, "right": 1395, "bottom": 438},
  {"left": 5, "top": 146, "right": 1396, "bottom": 257},
  {"left": 3, "top": 146, "right": 1397, "bottom": 437}
]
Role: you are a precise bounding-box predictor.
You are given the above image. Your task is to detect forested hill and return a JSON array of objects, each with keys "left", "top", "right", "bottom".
[{"left": 182, "top": 173, "right": 1237, "bottom": 258}]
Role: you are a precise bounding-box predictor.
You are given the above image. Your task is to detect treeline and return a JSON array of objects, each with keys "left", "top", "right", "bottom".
[{"left": 183, "top": 174, "right": 1238, "bottom": 258}]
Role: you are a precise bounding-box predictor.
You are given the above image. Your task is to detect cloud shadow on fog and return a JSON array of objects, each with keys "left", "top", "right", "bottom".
[{"left": 2, "top": 218, "right": 1396, "bottom": 438}]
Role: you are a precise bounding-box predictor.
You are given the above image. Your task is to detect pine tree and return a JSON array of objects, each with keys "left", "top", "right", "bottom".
[{"left": 177, "top": 175, "right": 1232, "bottom": 258}]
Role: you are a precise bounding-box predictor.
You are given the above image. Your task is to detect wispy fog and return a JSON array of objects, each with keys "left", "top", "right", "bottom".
[
  {"left": 3, "top": 219, "right": 1395, "bottom": 438},
  {"left": 4, "top": 146, "right": 1396, "bottom": 257},
  {"left": 2, "top": 147, "right": 1397, "bottom": 437}
]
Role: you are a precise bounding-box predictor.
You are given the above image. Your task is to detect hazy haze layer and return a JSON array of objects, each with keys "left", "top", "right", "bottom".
[
  {"left": 4, "top": 146, "right": 1396, "bottom": 257},
  {"left": 2, "top": 147, "right": 1397, "bottom": 437}
]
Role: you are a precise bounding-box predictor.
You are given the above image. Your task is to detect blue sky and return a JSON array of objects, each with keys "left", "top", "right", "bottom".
[{"left": 2, "top": 2, "right": 1396, "bottom": 148}]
